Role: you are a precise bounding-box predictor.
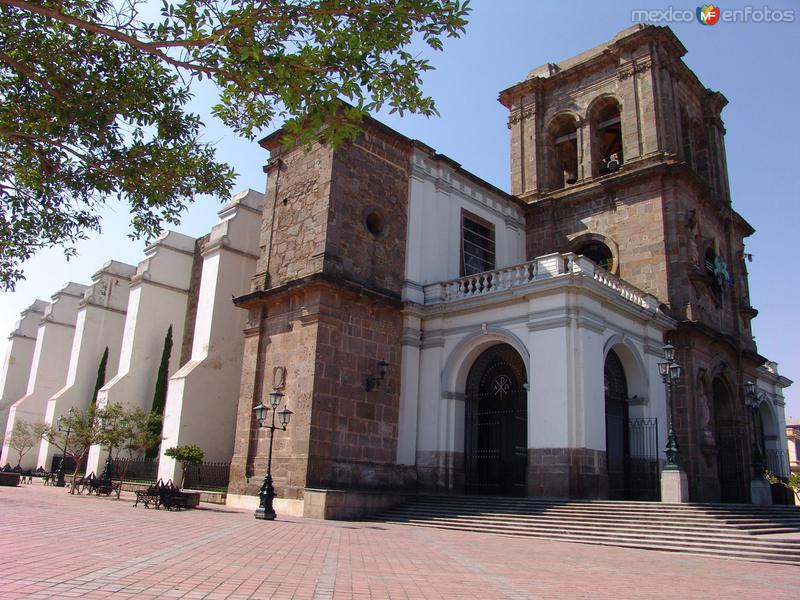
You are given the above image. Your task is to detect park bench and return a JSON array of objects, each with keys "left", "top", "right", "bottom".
[
  {"left": 74, "top": 473, "right": 120, "bottom": 496},
  {"left": 132, "top": 479, "right": 197, "bottom": 510}
]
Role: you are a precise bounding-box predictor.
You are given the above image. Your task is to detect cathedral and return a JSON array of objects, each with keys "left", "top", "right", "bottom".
[{"left": 0, "top": 25, "right": 793, "bottom": 516}]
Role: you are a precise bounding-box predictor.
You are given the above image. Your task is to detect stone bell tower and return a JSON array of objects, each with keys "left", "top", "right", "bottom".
[
  {"left": 227, "top": 118, "right": 416, "bottom": 516},
  {"left": 499, "top": 24, "right": 767, "bottom": 502}
]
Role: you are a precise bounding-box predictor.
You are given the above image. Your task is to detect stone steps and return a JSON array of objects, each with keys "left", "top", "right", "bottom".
[{"left": 375, "top": 495, "right": 800, "bottom": 565}]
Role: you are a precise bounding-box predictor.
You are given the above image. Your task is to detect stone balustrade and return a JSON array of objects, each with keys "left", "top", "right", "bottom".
[{"left": 423, "top": 252, "right": 659, "bottom": 311}]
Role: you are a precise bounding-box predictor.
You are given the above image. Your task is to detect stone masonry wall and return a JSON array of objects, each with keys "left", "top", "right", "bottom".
[
  {"left": 254, "top": 140, "right": 333, "bottom": 290},
  {"left": 526, "top": 177, "right": 669, "bottom": 302},
  {"left": 306, "top": 284, "right": 409, "bottom": 490},
  {"left": 325, "top": 127, "right": 410, "bottom": 295}
]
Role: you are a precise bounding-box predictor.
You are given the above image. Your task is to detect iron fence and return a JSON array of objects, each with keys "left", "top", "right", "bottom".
[
  {"left": 109, "top": 457, "right": 159, "bottom": 483},
  {"left": 183, "top": 462, "right": 230, "bottom": 491},
  {"left": 626, "top": 417, "right": 660, "bottom": 501}
]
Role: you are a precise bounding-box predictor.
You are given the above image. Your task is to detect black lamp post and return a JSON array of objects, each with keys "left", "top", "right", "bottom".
[
  {"left": 658, "top": 342, "right": 682, "bottom": 470},
  {"left": 253, "top": 389, "right": 293, "bottom": 520},
  {"left": 55, "top": 407, "right": 76, "bottom": 487}
]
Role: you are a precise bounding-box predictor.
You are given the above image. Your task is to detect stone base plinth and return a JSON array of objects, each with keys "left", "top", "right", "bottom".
[
  {"left": 302, "top": 488, "right": 409, "bottom": 520},
  {"left": 750, "top": 478, "right": 772, "bottom": 505},
  {"left": 0, "top": 472, "right": 20, "bottom": 486},
  {"left": 660, "top": 468, "right": 689, "bottom": 503},
  {"left": 527, "top": 448, "right": 607, "bottom": 499}
]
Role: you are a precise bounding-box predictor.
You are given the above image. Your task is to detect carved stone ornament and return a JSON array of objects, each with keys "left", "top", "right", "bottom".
[
  {"left": 272, "top": 366, "right": 286, "bottom": 390},
  {"left": 508, "top": 107, "right": 535, "bottom": 125}
]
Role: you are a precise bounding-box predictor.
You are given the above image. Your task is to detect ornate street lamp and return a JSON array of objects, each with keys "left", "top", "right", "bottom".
[
  {"left": 54, "top": 407, "right": 76, "bottom": 487},
  {"left": 253, "top": 389, "right": 293, "bottom": 520},
  {"left": 658, "top": 343, "right": 682, "bottom": 470}
]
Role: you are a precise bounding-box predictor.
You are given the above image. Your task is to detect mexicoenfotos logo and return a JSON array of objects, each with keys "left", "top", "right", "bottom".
[
  {"left": 697, "top": 4, "right": 721, "bottom": 25},
  {"left": 631, "top": 5, "right": 795, "bottom": 24}
]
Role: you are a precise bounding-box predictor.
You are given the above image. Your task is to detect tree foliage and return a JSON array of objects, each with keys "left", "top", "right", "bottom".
[
  {"left": 43, "top": 405, "right": 106, "bottom": 490},
  {"left": 164, "top": 443, "right": 204, "bottom": 487},
  {"left": 6, "top": 419, "right": 47, "bottom": 466},
  {"left": 0, "top": 0, "right": 470, "bottom": 289},
  {"left": 146, "top": 323, "right": 172, "bottom": 458},
  {"left": 111, "top": 406, "right": 163, "bottom": 497},
  {"left": 91, "top": 346, "right": 109, "bottom": 406}
]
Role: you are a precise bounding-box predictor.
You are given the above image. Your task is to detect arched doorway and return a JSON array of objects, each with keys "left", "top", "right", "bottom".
[
  {"left": 464, "top": 343, "right": 527, "bottom": 496},
  {"left": 713, "top": 377, "right": 748, "bottom": 503},
  {"left": 605, "top": 350, "right": 629, "bottom": 499}
]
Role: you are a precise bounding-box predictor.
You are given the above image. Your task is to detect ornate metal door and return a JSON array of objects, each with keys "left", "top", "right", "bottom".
[{"left": 465, "top": 344, "right": 527, "bottom": 496}]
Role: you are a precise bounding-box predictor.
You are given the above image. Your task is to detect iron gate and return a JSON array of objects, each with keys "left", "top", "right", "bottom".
[{"left": 626, "top": 417, "right": 660, "bottom": 501}]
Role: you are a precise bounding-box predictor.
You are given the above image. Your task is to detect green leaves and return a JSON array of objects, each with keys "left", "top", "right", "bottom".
[{"left": 0, "top": 0, "right": 470, "bottom": 288}]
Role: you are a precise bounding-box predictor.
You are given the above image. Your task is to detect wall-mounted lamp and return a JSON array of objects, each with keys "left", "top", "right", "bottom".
[
  {"left": 744, "top": 380, "right": 767, "bottom": 409},
  {"left": 366, "top": 360, "right": 389, "bottom": 392}
]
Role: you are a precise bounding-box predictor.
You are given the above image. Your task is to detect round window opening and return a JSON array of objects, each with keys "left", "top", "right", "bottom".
[
  {"left": 577, "top": 242, "right": 613, "bottom": 272},
  {"left": 365, "top": 212, "right": 384, "bottom": 237}
]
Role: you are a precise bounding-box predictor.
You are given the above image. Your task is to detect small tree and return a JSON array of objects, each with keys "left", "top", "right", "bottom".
[
  {"left": 146, "top": 325, "right": 172, "bottom": 458},
  {"left": 43, "top": 406, "right": 106, "bottom": 493},
  {"left": 768, "top": 472, "right": 800, "bottom": 504},
  {"left": 164, "top": 444, "right": 204, "bottom": 489},
  {"left": 7, "top": 420, "right": 47, "bottom": 467},
  {"left": 97, "top": 403, "right": 126, "bottom": 477},
  {"left": 91, "top": 347, "right": 109, "bottom": 406},
  {"left": 115, "top": 408, "right": 163, "bottom": 498}
]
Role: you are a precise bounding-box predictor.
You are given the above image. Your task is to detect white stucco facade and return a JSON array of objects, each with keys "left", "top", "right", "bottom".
[
  {"left": 398, "top": 253, "right": 674, "bottom": 489},
  {"left": 0, "top": 300, "right": 48, "bottom": 466},
  {"left": 402, "top": 148, "right": 526, "bottom": 304},
  {"left": 86, "top": 231, "right": 196, "bottom": 473},
  {"left": 1, "top": 283, "right": 87, "bottom": 469},
  {"left": 0, "top": 299, "right": 47, "bottom": 442},
  {"left": 754, "top": 362, "right": 793, "bottom": 479},
  {"left": 157, "top": 190, "right": 264, "bottom": 483},
  {"left": 36, "top": 261, "right": 136, "bottom": 470}
]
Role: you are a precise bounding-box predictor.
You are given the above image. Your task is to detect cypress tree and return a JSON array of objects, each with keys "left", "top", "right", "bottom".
[
  {"left": 91, "top": 347, "right": 109, "bottom": 406},
  {"left": 146, "top": 325, "right": 172, "bottom": 458}
]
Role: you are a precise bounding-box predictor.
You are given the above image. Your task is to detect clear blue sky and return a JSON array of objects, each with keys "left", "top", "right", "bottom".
[{"left": 1, "top": 1, "right": 798, "bottom": 419}]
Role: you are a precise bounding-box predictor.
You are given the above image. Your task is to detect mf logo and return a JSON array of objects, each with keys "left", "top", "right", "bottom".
[{"left": 697, "top": 4, "right": 721, "bottom": 25}]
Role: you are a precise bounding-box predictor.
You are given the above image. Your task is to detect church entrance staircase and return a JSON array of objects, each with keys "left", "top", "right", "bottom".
[{"left": 375, "top": 495, "right": 800, "bottom": 565}]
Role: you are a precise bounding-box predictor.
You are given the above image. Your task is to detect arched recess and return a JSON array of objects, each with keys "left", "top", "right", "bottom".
[
  {"left": 712, "top": 375, "right": 748, "bottom": 503},
  {"left": 602, "top": 336, "right": 647, "bottom": 400},
  {"left": 546, "top": 112, "right": 579, "bottom": 191},
  {"left": 588, "top": 95, "right": 623, "bottom": 176},
  {"left": 603, "top": 344, "right": 659, "bottom": 500},
  {"left": 464, "top": 343, "right": 528, "bottom": 496},
  {"left": 758, "top": 399, "right": 784, "bottom": 476},
  {"left": 442, "top": 328, "right": 530, "bottom": 399}
]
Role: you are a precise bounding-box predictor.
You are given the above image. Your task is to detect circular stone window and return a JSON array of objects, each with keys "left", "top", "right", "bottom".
[{"left": 365, "top": 212, "right": 385, "bottom": 238}]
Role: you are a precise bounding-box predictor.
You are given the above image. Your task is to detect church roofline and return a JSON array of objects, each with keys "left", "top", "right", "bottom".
[
  {"left": 258, "top": 105, "right": 524, "bottom": 210},
  {"left": 497, "top": 25, "right": 725, "bottom": 110}
]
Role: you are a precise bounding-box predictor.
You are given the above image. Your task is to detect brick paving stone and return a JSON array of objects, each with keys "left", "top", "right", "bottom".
[{"left": 0, "top": 483, "right": 796, "bottom": 600}]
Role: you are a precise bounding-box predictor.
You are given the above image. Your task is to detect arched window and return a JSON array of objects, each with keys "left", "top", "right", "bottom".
[
  {"left": 547, "top": 114, "right": 578, "bottom": 191},
  {"left": 590, "top": 98, "right": 623, "bottom": 176},
  {"left": 577, "top": 241, "right": 613, "bottom": 272}
]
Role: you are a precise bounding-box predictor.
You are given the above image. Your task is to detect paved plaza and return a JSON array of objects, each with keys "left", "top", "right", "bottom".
[{"left": 0, "top": 483, "right": 795, "bottom": 600}]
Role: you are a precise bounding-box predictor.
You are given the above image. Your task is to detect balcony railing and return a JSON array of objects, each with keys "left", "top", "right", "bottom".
[{"left": 423, "top": 252, "right": 659, "bottom": 311}]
